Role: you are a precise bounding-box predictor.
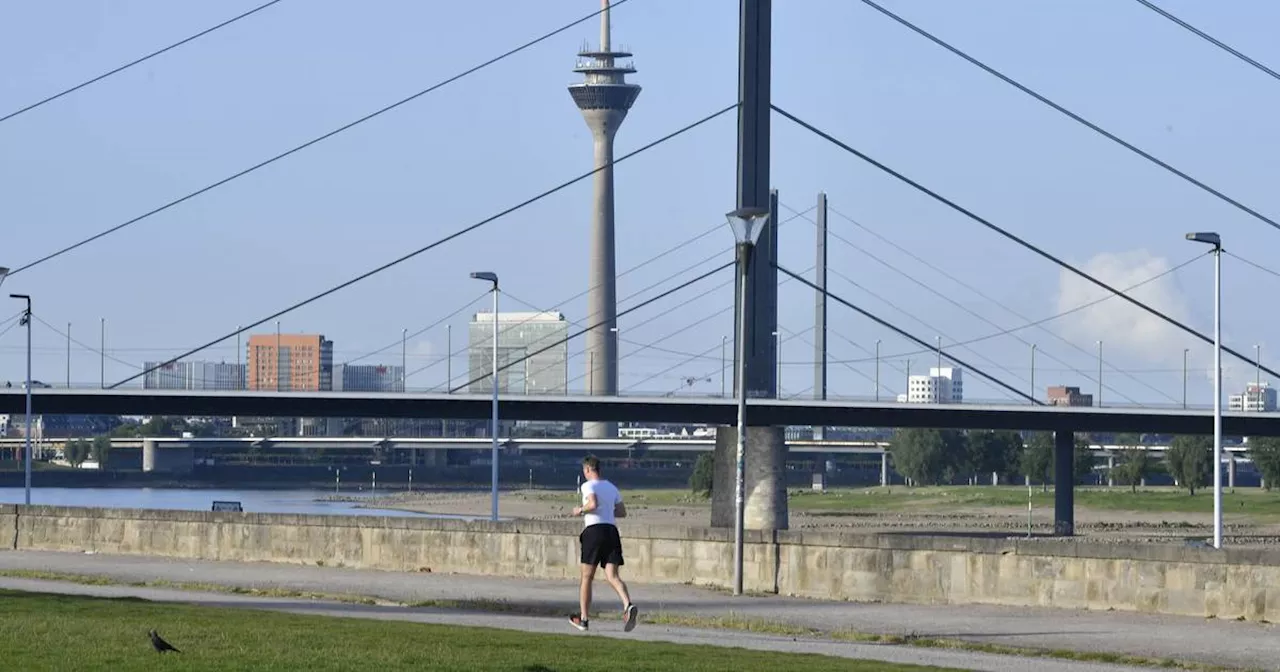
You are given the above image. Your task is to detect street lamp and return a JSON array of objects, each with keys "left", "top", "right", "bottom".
[
  {"left": 726, "top": 205, "right": 768, "bottom": 597},
  {"left": 402, "top": 328, "right": 408, "bottom": 393},
  {"left": 773, "top": 330, "right": 782, "bottom": 398},
  {"left": 874, "top": 339, "right": 881, "bottom": 402},
  {"left": 1183, "top": 348, "right": 1189, "bottom": 410},
  {"left": 1255, "top": 344, "right": 1262, "bottom": 412},
  {"left": 721, "top": 336, "right": 728, "bottom": 398},
  {"left": 10, "top": 293, "right": 32, "bottom": 505},
  {"left": 1030, "top": 344, "right": 1037, "bottom": 405},
  {"left": 1096, "top": 340, "right": 1103, "bottom": 408},
  {"left": 1186, "top": 231, "right": 1222, "bottom": 549},
  {"left": 471, "top": 271, "right": 501, "bottom": 522}
]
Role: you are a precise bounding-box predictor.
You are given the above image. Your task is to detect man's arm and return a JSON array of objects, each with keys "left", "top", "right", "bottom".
[
  {"left": 573, "top": 488, "right": 598, "bottom": 517},
  {"left": 614, "top": 500, "right": 627, "bottom": 518}
]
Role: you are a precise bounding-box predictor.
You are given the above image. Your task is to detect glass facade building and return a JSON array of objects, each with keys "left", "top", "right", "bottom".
[{"left": 468, "top": 312, "right": 568, "bottom": 395}]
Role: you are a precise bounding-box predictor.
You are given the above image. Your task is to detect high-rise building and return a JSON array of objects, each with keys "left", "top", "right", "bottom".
[
  {"left": 905, "top": 367, "right": 964, "bottom": 404},
  {"left": 246, "top": 334, "right": 333, "bottom": 392},
  {"left": 1229, "top": 382, "right": 1277, "bottom": 412},
  {"left": 569, "top": 0, "right": 640, "bottom": 439},
  {"left": 1047, "top": 385, "right": 1094, "bottom": 407},
  {"left": 468, "top": 312, "right": 568, "bottom": 396},
  {"left": 333, "top": 364, "right": 404, "bottom": 393},
  {"left": 143, "top": 360, "right": 245, "bottom": 391}
]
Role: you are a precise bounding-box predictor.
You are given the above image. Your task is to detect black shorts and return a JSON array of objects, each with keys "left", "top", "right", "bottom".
[{"left": 579, "top": 523, "right": 624, "bottom": 567}]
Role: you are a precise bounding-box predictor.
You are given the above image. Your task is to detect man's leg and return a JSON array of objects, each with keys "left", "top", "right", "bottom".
[
  {"left": 578, "top": 562, "right": 596, "bottom": 622},
  {"left": 602, "top": 563, "right": 631, "bottom": 607}
]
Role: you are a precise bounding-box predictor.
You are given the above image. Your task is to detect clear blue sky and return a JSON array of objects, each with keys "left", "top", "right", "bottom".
[{"left": 2, "top": 0, "right": 1279, "bottom": 406}]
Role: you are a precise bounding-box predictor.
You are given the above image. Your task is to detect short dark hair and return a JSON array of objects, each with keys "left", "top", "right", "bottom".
[{"left": 582, "top": 455, "right": 601, "bottom": 473}]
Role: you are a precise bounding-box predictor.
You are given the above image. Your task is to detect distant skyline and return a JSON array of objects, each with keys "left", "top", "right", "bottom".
[{"left": 3, "top": 0, "right": 1280, "bottom": 405}]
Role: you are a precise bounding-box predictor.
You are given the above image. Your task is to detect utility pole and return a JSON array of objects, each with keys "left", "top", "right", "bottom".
[
  {"left": 874, "top": 339, "right": 880, "bottom": 401},
  {"left": 100, "top": 318, "right": 105, "bottom": 389},
  {"left": 66, "top": 322, "right": 71, "bottom": 388},
  {"left": 1182, "top": 348, "right": 1188, "bottom": 410}
]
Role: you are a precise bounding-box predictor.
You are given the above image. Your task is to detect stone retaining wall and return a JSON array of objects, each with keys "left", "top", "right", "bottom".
[{"left": 7, "top": 504, "right": 1280, "bottom": 621}]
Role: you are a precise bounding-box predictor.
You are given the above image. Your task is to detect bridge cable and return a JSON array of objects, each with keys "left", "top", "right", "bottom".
[
  {"left": 108, "top": 103, "right": 737, "bottom": 389},
  {"left": 497, "top": 211, "right": 818, "bottom": 391},
  {"left": 788, "top": 203, "right": 1158, "bottom": 405},
  {"left": 451, "top": 262, "right": 733, "bottom": 393},
  {"left": 818, "top": 251, "right": 1205, "bottom": 368},
  {"left": 855, "top": 0, "right": 1280, "bottom": 234},
  {"left": 614, "top": 265, "right": 817, "bottom": 394},
  {"left": 1, "top": 0, "right": 288, "bottom": 124},
  {"left": 1130, "top": 0, "right": 1280, "bottom": 83},
  {"left": 777, "top": 264, "right": 1042, "bottom": 405},
  {"left": 399, "top": 207, "right": 805, "bottom": 387},
  {"left": 771, "top": 105, "right": 1280, "bottom": 383},
  {"left": 7, "top": 0, "right": 635, "bottom": 277}
]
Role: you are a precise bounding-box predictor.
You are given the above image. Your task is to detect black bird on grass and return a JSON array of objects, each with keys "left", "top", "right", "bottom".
[{"left": 149, "top": 629, "right": 181, "bottom": 654}]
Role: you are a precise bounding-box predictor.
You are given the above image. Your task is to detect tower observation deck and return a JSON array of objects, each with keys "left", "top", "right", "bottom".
[{"left": 569, "top": 0, "right": 640, "bottom": 439}]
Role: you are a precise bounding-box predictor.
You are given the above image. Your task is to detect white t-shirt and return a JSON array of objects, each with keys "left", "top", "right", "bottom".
[{"left": 580, "top": 478, "right": 622, "bottom": 528}]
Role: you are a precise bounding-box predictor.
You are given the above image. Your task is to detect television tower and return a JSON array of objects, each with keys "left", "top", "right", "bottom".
[{"left": 569, "top": 0, "right": 640, "bottom": 439}]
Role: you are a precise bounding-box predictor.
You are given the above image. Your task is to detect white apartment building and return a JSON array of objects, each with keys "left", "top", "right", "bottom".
[
  {"left": 1229, "top": 381, "right": 1277, "bottom": 412},
  {"left": 905, "top": 367, "right": 964, "bottom": 404}
]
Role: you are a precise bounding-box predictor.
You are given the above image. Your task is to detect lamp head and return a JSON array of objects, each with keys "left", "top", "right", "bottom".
[
  {"left": 1185, "top": 232, "right": 1221, "bottom": 249},
  {"left": 470, "top": 271, "right": 499, "bottom": 286},
  {"left": 726, "top": 207, "right": 770, "bottom": 246}
]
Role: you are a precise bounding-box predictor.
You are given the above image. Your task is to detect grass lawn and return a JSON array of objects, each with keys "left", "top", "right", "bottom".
[
  {"left": 608, "top": 486, "right": 1280, "bottom": 519},
  {"left": 0, "top": 589, "right": 953, "bottom": 671}
]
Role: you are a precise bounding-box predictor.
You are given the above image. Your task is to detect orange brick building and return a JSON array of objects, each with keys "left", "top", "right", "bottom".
[{"left": 246, "top": 333, "right": 333, "bottom": 392}]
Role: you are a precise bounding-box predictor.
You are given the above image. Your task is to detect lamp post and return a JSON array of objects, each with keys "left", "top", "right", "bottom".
[
  {"left": 1186, "top": 231, "right": 1223, "bottom": 549},
  {"left": 402, "top": 328, "right": 408, "bottom": 393},
  {"left": 471, "top": 271, "right": 501, "bottom": 522},
  {"left": 721, "top": 336, "right": 728, "bottom": 398},
  {"left": 275, "top": 320, "right": 282, "bottom": 392},
  {"left": 1030, "top": 344, "right": 1037, "bottom": 405},
  {"left": 1096, "top": 340, "right": 1103, "bottom": 408},
  {"left": 726, "top": 206, "right": 768, "bottom": 597},
  {"left": 236, "top": 326, "right": 243, "bottom": 390},
  {"left": 1255, "top": 344, "right": 1262, "bottom": 411},
  {"left": 446, "top": 324, "right": 452, "bottom": 393},
  {"left": 66, "top": 323, "right": 71, "bottom": 388},
  {"left": 10, "top": 291, "right": 32, "bottom": 505},
  {"left": 875, "top": 339, "right": 881, "bottom": 402},
  {"left": 100, "top": 318, "right": 105, "bottom": 389},
  {"left": 1182, "top": 348, "right": 1189, "bottom": 410},
  {"left": 773, "top": 330, "right": 782, "bottom": 398}
]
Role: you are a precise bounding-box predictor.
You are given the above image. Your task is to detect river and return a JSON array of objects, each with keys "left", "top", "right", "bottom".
[{"left": 0, "top": 487, "right": 455, "bottom": 518}]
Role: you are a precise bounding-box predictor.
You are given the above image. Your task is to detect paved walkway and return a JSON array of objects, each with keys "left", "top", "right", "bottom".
[{"left": 0, "top": 550, "right": 1275, "bottom": 671}]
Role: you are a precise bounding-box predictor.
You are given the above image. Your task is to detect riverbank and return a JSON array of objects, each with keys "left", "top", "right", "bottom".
[{"left": 353, "top": 486, "right": 1280, "bottom": 544}]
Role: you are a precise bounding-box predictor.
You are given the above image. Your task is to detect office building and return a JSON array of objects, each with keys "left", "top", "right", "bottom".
[
  {"left": 333, "top": 364, "right": 404, "bottom": 393},
  {"left": 246, "top": 334, "right": 333, "bottom": 392},
  {"left": 468, "top": 312, "right": 569, "bottom": 395},
  {"left": 143, "top": 360, "right": 245, "bottom": 391},
  {"left": 1047, "top": 385, "right": 1094, "bottom": 407},
  {"left": 1229, "top": 382, "right": 1277, "bottom": 412},
  {"left": 905, "top": 367, "right": 964, "bottom": 404}
]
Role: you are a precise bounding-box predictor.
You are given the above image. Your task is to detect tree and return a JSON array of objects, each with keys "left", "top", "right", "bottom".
[
  {"left": 1019, "top": 432, "right": 1054, "bottom": 491},
  {"left": 1112, "top": 448, "right": 1153, "bottom": 492},
  {"left": 1165, "top": 435, "right": 1212, "bottom": 495},
  {"left": 91, "top": 435, "right": 112, "bottom": 467},
  {"left": 890, "top": 428, "right": 949, "bottom": 486},
  {"left": 1248, "top": 436, "right": 1280, "bottom": 491},
  {"left": 689, "top": 453, "right": 714, "bottom": 498},
  {"left": 1073, "top": 434, "right": 1095, "bottom": 484},
  {"left": 964, "top": 430, "right": 1022, "bottom": 483},
  {"left": 64, "top": 439, "right": 89, "bottom": 467}
]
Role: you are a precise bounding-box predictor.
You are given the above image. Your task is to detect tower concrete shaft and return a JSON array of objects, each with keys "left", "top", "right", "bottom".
[{"left": 569, "top": 0, "right": 639, "bottom": 439}]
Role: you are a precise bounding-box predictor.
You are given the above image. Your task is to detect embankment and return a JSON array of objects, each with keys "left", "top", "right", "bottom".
[{"left": 4, "top": 504, "right": 1277, "bottom": 621}]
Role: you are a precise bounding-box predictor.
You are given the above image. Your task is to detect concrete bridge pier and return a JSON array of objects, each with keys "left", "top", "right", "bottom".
[
  {"left": 711, "top": 426, "right": 788, "bottom": 530},
  {"left": 142, "top": 440, "right": 194, "bottom": 474},
  {"left": 1228, "top": 455, "right": 1236, "bottom": 491},
  {"left": 1054, "top": 430, "right": 1075, "bottom": 536},
  {"left": 880, "top": 452, "right": 889, "bottom": 487}
]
